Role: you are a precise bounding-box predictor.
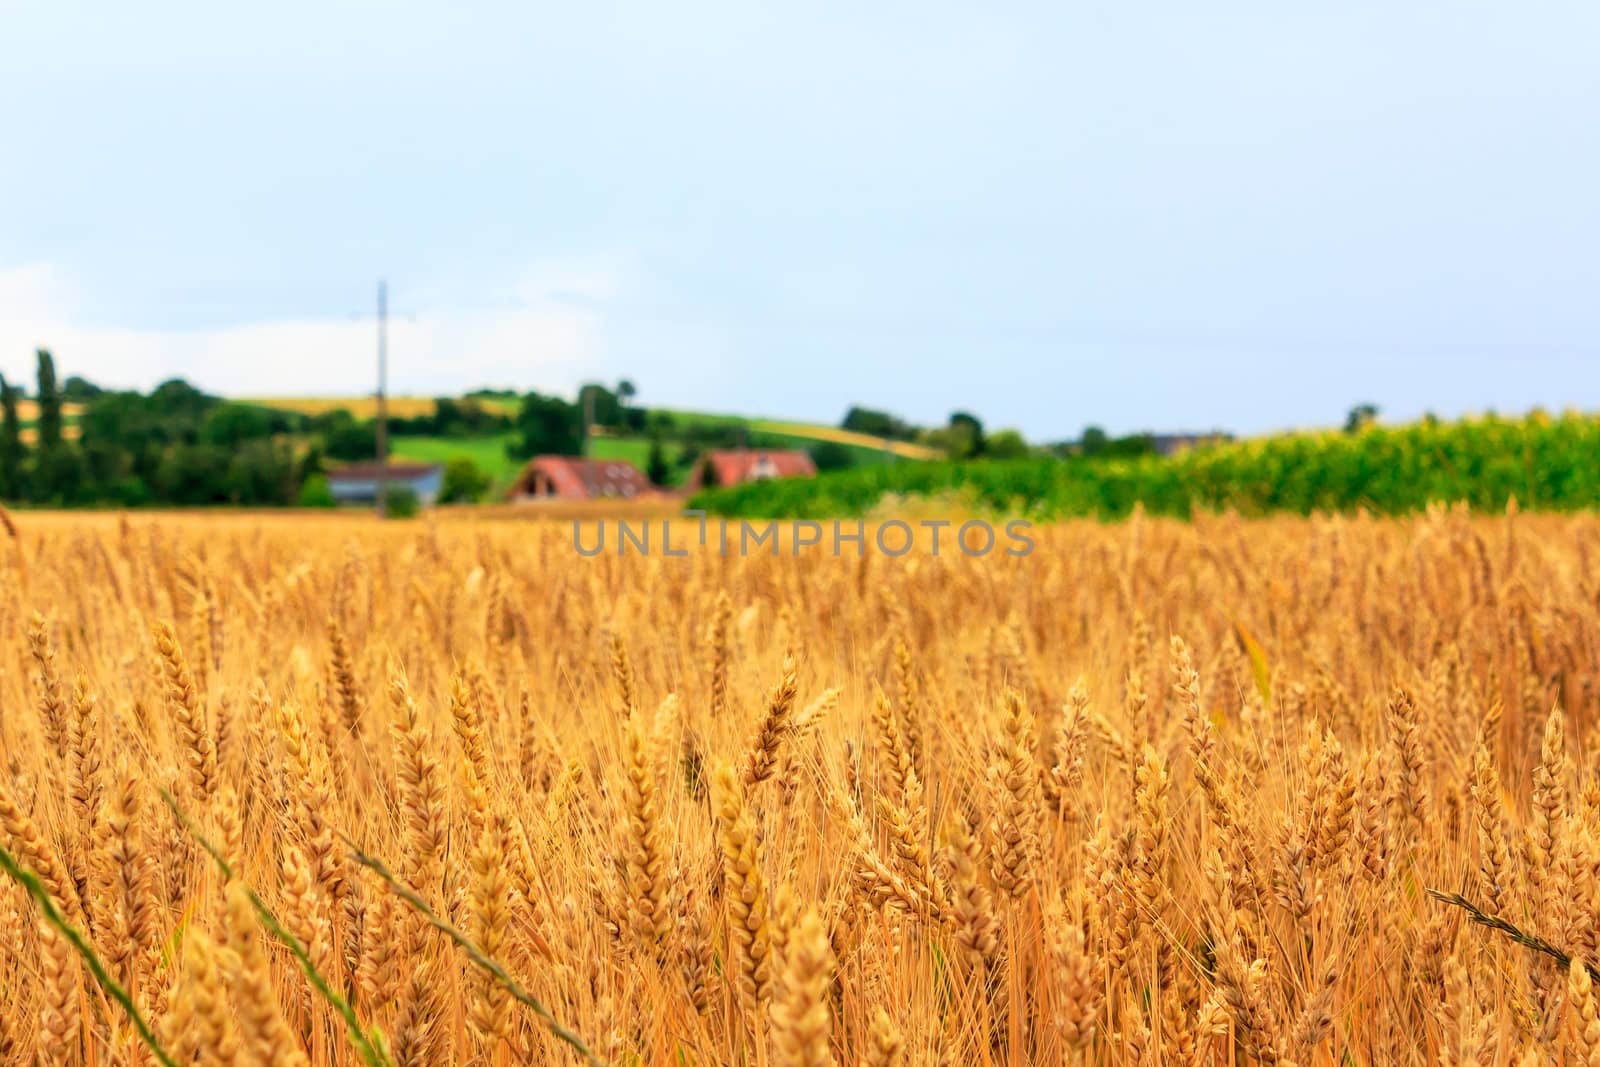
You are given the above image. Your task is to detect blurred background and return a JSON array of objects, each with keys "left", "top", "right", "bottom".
[{"left": 3, "top": 1, "right": 1597, "bottom": 438}]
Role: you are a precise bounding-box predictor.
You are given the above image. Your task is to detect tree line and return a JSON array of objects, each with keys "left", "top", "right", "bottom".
[
  {"left": 0, "top": 350, "right": 317, "bottom": 507},
  {"left": 840, "top": 404, "right": 1159, "bottom": 461}
]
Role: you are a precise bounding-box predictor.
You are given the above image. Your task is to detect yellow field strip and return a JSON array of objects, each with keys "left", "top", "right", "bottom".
[
  {"left": 751, "top": 420, "right": 942, "bottom": 460},
  {"left": 14, "top": 401, "right": 86, "bottom": 420},
  {"left": 19, "top": 425, "right": 83, "bottom": 444}
]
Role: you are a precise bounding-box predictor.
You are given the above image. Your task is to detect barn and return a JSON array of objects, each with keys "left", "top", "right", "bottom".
[{"left": 326, "top": 462, "right": 443, "bottom": 506}]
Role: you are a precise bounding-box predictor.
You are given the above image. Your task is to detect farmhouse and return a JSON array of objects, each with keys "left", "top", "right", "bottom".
[
  {"left": 326, "top": 462, "right": 443, "bottom": 506},
  {"left": 506, "top": 455, "right": 653, "bottom": 502},
  {"left": 686, "top": 449, "right": 817, "bottom": 490}
]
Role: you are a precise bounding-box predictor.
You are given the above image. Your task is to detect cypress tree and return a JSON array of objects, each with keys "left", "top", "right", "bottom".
[
  {"left": 0, "top": 372, "right": 21, "bottom": 499},
  {"left": 35, "top": 348, "right": 62, "bottom": 451}
]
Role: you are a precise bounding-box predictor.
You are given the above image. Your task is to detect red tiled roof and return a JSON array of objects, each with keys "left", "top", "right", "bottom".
[
  {"left": 507, "top": 456, "right": 653, "bottom": 501},
  {"left": 327, "top": 462, "right": 441, "bottom": 481},
  {"left": 687, "top": 449, "right": 817, "bottom": 490}
]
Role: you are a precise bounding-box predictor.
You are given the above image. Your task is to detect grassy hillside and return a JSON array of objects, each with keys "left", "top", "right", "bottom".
[
  {"left": 652, "top": 408, "right": 938, "bottom": 461},
  {"left": 587, "top": 435, "right": 687, "bottom": 481},
  {"left": 692, "top": 412, "right": 1600, "bottom": 519},
  {"left": 389, "top": 433, "right": 520, "bottom": 478}
]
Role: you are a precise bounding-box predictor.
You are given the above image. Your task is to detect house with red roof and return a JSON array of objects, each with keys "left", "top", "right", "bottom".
[
  {"left": 505, "top": 455, "right": 654, "bottom": 502},
  {"left": 685, "top": 449, "right": 817, "bottom": 491}
]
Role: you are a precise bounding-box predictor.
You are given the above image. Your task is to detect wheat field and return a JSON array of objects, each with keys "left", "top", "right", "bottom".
[{"left": 0, "top": 506, "right": 1594, "bottom": 1065}]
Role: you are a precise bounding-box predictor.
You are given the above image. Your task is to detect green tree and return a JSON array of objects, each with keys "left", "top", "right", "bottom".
[
  {"left": 946, "top": 411, "right": 986, "bottom": 460},
  {"left": 841, "top": 406, "right": 913, "bottom": 440},
  {"left": 154, "top": 444, "right": 232, "bottom": 506},
  {"left": 201, "top": 403, "right": 276, "bottom": 449},
  {"left": 297, "top": 442, "right": 327, "bottom": 485},
  {"left": 35, "top": 349, "right": 63, "bottom": 452},
  {"left": 676, "top": 443, "right": 702, "bottom": 477},
  {"left": 438, "top": 456, "right": 492, "bottom": 503},
  {"left": 616, "top": 380, "right": 646, "bottom": 431},
  {"left": 1345, "top": 403, "right": 1379, "bottom": 434},
  {"left": 225, "top": 440, "right": 296, "bottom": 505},
  {"left": 298, "top": 473, "right": 336, "bottom": 508},
  {"left": 646, "top": 432, "right": 671, "bottom": 486},
  {"left": 985, "top": 429, "right": 1030, "bottom": 460},
  {"left": 1107, "top": 432, "right": 1156, "bottom": 458},
  {"left": 33, "top": 446, "right": 87, "bottom": 505},
  {"left": 324, "top": 420, "right": 378, "bottom": 461},
  {"left": 509, "top": 392, "right": 583, "bottom": 459},
  {"left": 78, "top": 388, "right": 204, "bottom": 496},
  {"left": 428, "top": 397, "right": 510, "bottom": 437},
  {"left": 577, "top": 383, "right": 622, "bottom": 428},
  {"left": 0, "top": 373, "right": 22, "bottom": 499},
  {"left": 385, "top": 486, "right": 421, "bottom": 518},
  {"left": 1080, "top": 425, "right": 1109, "bottom": 456},
  {"left": 146, "top": 378, "right": 215, "bottom": 419},
  {"left": 809, "top": 441, "right": 854, "bottom": 471},
  {"left": 101, "top": 474, "right": 149, "bottom": 507},
  {"left": 62, "top": 375, "right": 103, "bottom": 401}
]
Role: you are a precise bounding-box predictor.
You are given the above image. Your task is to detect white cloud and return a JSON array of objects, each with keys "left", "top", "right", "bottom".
[{"left": 0, "top": 257, "right": 714, "bottom": 399}]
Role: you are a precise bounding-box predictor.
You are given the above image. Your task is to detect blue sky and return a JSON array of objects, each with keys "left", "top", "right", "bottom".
[{"left": 2, "top": 2, "right": 1597, "bottom": 439}]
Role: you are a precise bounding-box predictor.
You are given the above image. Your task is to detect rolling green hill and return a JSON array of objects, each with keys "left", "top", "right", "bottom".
[
  {"left": 651, "top": 408, "right": 938, "bottom": 460},
  {"left": 387, "top": 432, "right": 520, "bottom": 481}
]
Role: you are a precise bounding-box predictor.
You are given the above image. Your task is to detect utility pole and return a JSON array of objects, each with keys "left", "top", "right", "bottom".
[{"left": 375, "top": 279, "right": 388, "bottom": 517}]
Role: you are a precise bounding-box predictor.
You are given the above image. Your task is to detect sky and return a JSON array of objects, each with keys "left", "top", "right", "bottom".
[{"left": 2, "top": 2, "right": 1597, "bottom": 440}]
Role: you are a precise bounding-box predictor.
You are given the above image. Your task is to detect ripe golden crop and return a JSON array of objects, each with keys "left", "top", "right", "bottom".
[{"left": 0, "top": 506, "right": 1592, "bottom": 1064}]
